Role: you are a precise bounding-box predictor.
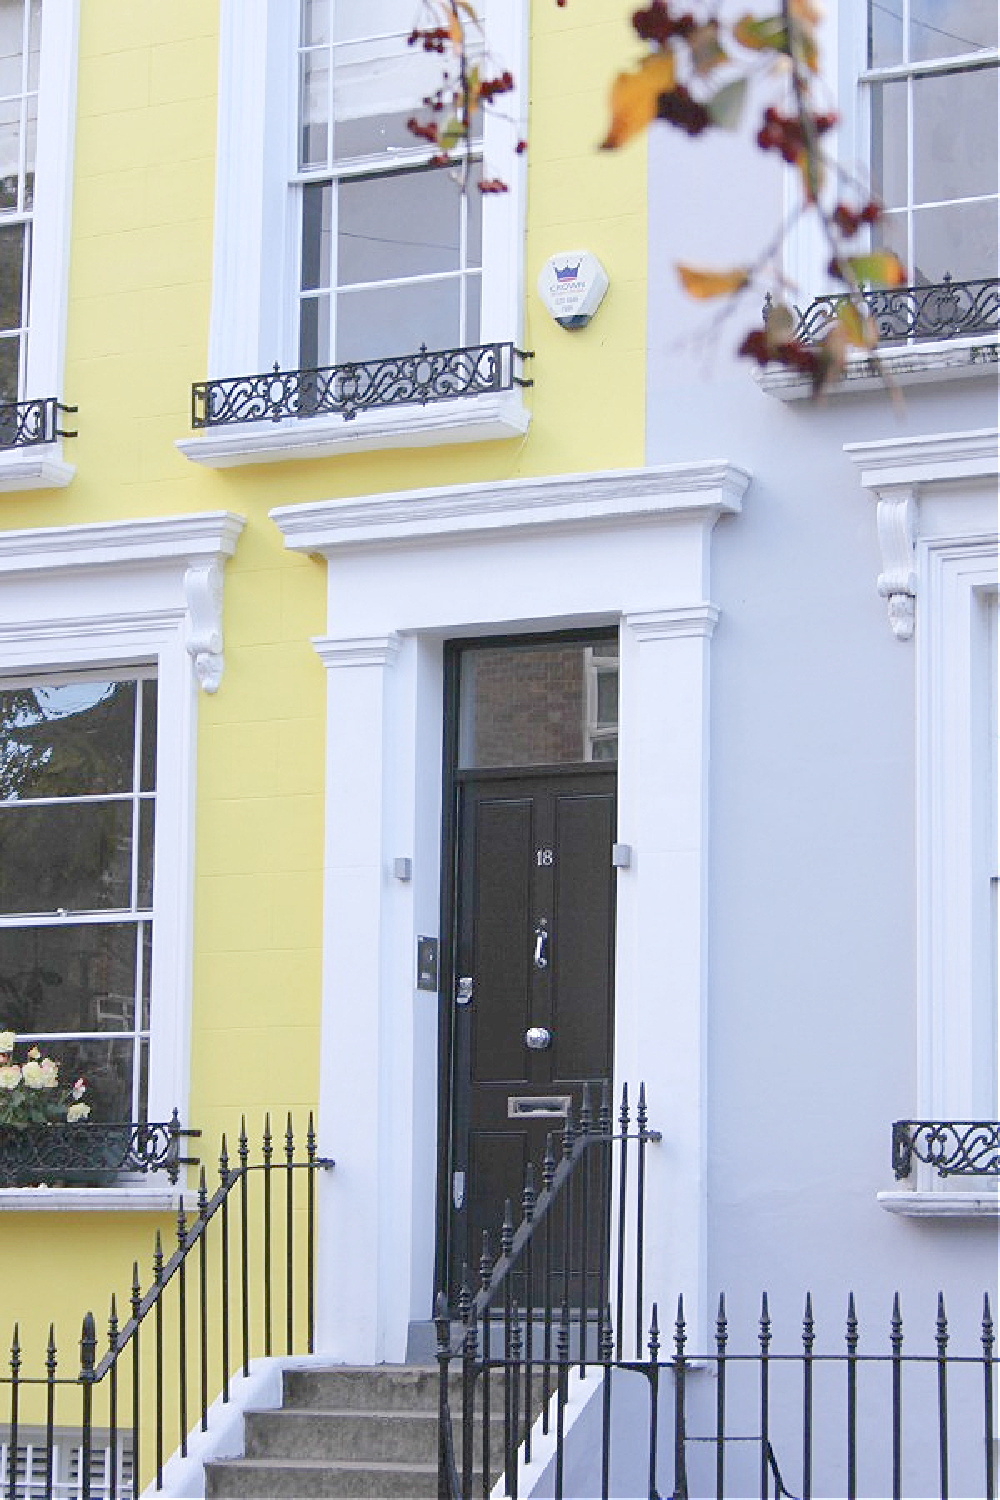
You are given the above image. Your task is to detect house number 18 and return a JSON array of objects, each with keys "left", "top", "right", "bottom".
[{"left": 536, "top": 847, "right": 555, "bottom": 866}]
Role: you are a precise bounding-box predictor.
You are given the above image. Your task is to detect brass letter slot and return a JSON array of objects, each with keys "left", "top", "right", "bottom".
[{"left": 507, "top": 1095, "right": 571, "bottom": 1120}]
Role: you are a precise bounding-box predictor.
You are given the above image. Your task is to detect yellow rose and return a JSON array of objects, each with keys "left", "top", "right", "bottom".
[
  {"left": 0, "top": 1064, "right": 21, "bottom": 1090},
  {"left": 21, "top": 1059, "right": 45, "bottom": 1088},
  {"left": 0, "top": 1031, "right": 14, "bottom": 1054},
  {"left": 67, "top": 1102, "right": 91, "bottom": 1123}
]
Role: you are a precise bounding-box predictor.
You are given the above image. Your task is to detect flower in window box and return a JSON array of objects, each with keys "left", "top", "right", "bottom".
[{"left": 0, "top": 1030, "right": 89, "bottom": 1127}]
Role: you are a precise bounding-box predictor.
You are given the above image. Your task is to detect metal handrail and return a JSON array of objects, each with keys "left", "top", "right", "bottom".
[
  {"left": 2, "top": 1113, "right": 332, "bottom": 1500},
  {"left": 892, "top": 1118, "right": 1000, "bottom": 1178},
  {"left": 789, "top": 273, "right": 999, "bottom": 346},
  {"left": 0, "top": 1113, "right": 199, "bottom": 1189}
]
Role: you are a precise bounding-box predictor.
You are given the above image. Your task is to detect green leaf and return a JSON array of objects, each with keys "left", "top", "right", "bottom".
[{"left": 707, "top": 78, "right": 748, "bottom": 130}]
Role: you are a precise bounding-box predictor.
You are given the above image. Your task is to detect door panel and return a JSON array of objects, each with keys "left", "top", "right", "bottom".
[{"left": 449, "top": 767, "right": 616, "bottom": 1296}]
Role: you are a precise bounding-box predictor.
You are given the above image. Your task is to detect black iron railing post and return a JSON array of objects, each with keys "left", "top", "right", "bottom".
[
  {"left": 44, "top": 1323, "right": 57, "bottom": 1500},
  {"left": 891, "top": 1291, "right": 903, "bottom": 1500},
  {"left": 461, "top": 1276, "right": 476, "bottom": 1500},
  {"left": 937, "top": 1292, "right": 949, "bottom": 1500},
  {"left": 79, "top": 1313, "right": 96, "bottom": 1500},
  {"left": 600, "top": 1302, "right": 613, "bottom": 1500},
  {"left": 478, "top": 1231, "right": 493, "bottom": 1496},
  {"left": 197, "top": 1169, "right": 209, "bottom": 1432},
  {"left": 238, "top": 1121, "right": 250, "bottom": 1378},
  {"left": 715, "top": 1293, "right": 727, "bottom": 1500},
  {"left": 108, "top": 1298, "right": 119, "bottom": 1500},
  {"left": 522, "top": 1165, "right": 536, "bottom": 1464},
  {"left": 759, "top": 1292, "right": 771, "bottom": 1500},
  {"left": 846, "top": 1292, "right": 858, "bottom": 1500},
  {"left": 262, "top": 1116, "right": 273, "bottom": 1358},
  {"left": 435, "top": 1293, "right": 456, "bottom": 1500},
  {"left": 984, "top": 1292, "right": 995, "bottom": 1500},
  {"left": 306, "top": 1113, "right": 317, "bottom": 1355},
  {"left": 285, "top": 1115, "right": 295, "bottom": 1355},
  {"left": 801, "top": 1292, "right": 813, "bottom": 1500},
  {"left": 153, "top": 1233, "right": 164, "bottom": 1489},
  {"left": 616, "top": 1084, "right": 629, "bottom": 1361},
  {"left": 670, "top": 1299, "right": 684, "bottom": 1500},
  {"left": 8, "top": 1325, "right": 19, "bottom": 1500},
  {"left": 176, "top": 1208, "right": 188, "bottom": 1459},
  {"left": 130, "top": 1263, "right": 141, "bottom": 1497}
]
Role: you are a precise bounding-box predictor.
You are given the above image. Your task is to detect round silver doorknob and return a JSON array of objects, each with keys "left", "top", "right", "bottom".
[{"left": 525, "top": 1026, "right": 552, "bottom": 1051}]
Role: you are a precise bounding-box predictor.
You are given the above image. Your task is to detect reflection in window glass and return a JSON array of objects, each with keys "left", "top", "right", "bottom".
[
  {"left": 0, "top": 672, "right": 157, "bottom": 1123},
  {"left": 458, "top": 638, "right": 619, "bottom": 769}
]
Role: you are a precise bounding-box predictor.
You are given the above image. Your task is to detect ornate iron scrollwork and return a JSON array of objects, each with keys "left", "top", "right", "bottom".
[
  {"left": 791, "top": 274, "right": 999, "bottom": 347},
  {"left": 0, "top": 1113, "right": 201, "bottom": 1188},
  {"left": 191, "top": 341, "right": 533, "bottom": 429},
  {"left": 0, "top": 397, "right": 78, "bottom": 451},
  {"left": 892, "top": 1119, "right": 1000, "bottom": 1179}
]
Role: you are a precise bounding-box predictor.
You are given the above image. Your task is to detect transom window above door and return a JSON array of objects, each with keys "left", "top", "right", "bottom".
[
  {"left": 457, "top": 636, "right": 619, "bottom": 769},
  {"left": 297, "top": 0, "right": 484, "bottom": 367}
]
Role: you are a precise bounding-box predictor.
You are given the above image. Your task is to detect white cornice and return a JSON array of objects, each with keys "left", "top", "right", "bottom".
[
  {"left": 877, "top": 1190, "right": 1000, "bottom": 1218},
  {"left": 271, "top": 462, "right": 750, "bottom": 555},
  {"left": 313, "top": 634, "right": 402, "bottom": 669},
  {"left": 759, "top": 336, "right": 999, "bottom": 401},
  {"left": 624, "top": 604, "right": 721, "bottom": 641},
  {"left": 844, "top": 427, "right": 1000, "bottom": 492},
  {"left": 0, "top": 452, "right": 75, "bottom": 493},
  {"left": 177, "top": 395, "right": 531, "bottom": 469},
  {"left": 0, "top": 511, "right": 246, "bottom": 575}
]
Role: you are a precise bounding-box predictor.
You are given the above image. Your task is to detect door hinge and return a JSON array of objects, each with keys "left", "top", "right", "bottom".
[{"left": 452, "top": 1169, "right": 466, "bottom": 1210}]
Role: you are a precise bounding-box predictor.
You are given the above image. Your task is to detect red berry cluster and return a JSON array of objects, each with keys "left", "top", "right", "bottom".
[
  {"left": 756, "top": 106, "right": 837, "bottom": 162},
  {"left": 479, "top": 178, "right": 509, "bottom": 194},
  {"left": 657, "top": 85, "right": 711, "bottom": 136},
  {"left": 478, "top": 70, "right": 514, "bottom": 102},
  {"left": 832, "top": 199, "right": 881, "bottom": 237},
  {"left": 632, "top": 2, "right": 696, "bottom": 44},
  {"left": 739, "top": 328, "right": 821, "bottom": 379},
  {"left": 407, "top": 117, "right": 439, "bottom": 144},
  {"left": 407, "top": 27, "right": 451, "bottom": 54}
]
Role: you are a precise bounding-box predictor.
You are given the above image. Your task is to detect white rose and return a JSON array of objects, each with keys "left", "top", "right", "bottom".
[
  {"left": 37, "top": 1058, "right": 58, "bottom": 1089},
  {"left": 21, "top": 1059, "right": 44, "bottom": 1089},
  {"left": 0, "top": 1031, "right": 14, "bottom": 1054},
  {"left": 67, "top": 1102, "right": 91, "bottom": 1123},
  {"left": 0, "top": 1064, "right": 21, "bottom": 1090}
]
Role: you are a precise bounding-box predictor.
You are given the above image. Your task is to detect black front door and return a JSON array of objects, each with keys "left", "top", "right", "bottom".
[{"left": 448, "top": 764, "right": 617, "bottom": 1293}]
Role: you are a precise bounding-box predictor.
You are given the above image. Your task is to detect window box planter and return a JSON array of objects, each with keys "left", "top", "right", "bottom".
[{"left": 0, "top": 1117, "right": 198, "bottom": 1189}]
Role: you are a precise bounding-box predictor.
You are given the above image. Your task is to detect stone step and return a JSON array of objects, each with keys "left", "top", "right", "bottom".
[
  {"left": 205, "top": 1455, "right": 448, "bottom": 1498},
  {"left": 244, "top": 1406, "right": 507, "bottom": 1464},
  {"left": 282, "top": 1364, "right": 507, "bottom": 1412}
]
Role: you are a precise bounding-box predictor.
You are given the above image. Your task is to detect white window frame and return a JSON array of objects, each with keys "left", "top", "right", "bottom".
[
  {"left": 846, "top": 428, "right": 999, "bottom": 1215},
  {"left": 0, "top": 0, "right": 78, "bottom": 493},
  {"left": 177, "top": 0, "right": 529, "bottom": 469},
  {"left": 0, "top": 510, "right": 244, "bottom": 1206}
]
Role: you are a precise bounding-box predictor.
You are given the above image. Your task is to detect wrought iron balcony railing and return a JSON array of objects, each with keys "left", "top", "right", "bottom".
[
  {"left": 0, "top": 1113, "right": 201, "bottom": 1188},
  {"left": 792, "top": 273, "right": 999, "bottom": 348},
  {"left": 0, "top": 397, "right": 78, "bottom": 451},
  {"left": 892, "top": 1119, "right": 1000, "bottom": 1179},
  {"left": 191, "top": 341, "right": 533, "bottom": 430}
]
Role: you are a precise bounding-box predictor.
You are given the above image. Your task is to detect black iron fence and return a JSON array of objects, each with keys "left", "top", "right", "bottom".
[
  {"left": 0, "top": 1114, "right": 199, "bottom": 1189},
  {"left": 191, "top": 341, "right": 533, "bottom": 428},
  {"left": 893, "top": 1120, "right": 1000, "bottom": 1179},
  {"left": 0, "top": 398, "right": 77, "bottom": 451},
  {"left": 436, "top": 1086, "right": 998, "bottom": 1500},
  {"left": 1, "top": 1114, "right": 331, "bottom": 1500},
  {"left": 790, "top": 273, "right": 998, "bottom": 347}
]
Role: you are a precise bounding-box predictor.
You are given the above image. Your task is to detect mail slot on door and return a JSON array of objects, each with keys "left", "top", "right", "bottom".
[{"left": 507, "top": 1095, "right": 572, "bottom": 1119}]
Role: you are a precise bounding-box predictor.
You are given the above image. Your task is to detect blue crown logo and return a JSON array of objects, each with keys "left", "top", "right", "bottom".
[{"left": 554, "top": 261, "right": 581, "bottom": 282}]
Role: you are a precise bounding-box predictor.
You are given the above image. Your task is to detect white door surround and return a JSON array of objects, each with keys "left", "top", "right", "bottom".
[{"left": 271, "top": 461, "right": 750, "bottom": 1361}]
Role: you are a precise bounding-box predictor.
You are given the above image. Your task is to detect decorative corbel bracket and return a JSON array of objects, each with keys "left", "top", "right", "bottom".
[
  {"left": 184, "top": 559, "right": 226, "bottom": 692},
  {"left": 873, "top": 486, "right": 918, "bottom": 641}
]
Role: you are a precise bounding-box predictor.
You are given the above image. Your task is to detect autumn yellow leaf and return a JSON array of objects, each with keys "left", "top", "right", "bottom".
[
  {"left": 842, "top": 250, "right": 907, "bottom": 288},
  {"left": 734, "top": 14, "right": 787, "bottom": 53},
  {"left": 676, "top": 264, "right": 751, "bottom": 298},
  {"left": 602, "top": 51, "right": 677, "bottom": 150},
  {"left": 448, "top": 7, "right": 463, "bottom": 48},
  {"left": 835, "top": 300, "right": 878, "bottom": 348}
]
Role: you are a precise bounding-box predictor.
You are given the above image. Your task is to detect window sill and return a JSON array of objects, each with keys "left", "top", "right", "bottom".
[
  {"left": 0, "top": 1183, "right": 193, "bottom": 1211},
  {"left": 758, "top": 334, "right": 998, "bottom": 402},
  {"left": 175, "top": 391, "right": 531, "bottom": 469},
  {"left": 877, "top": 1188, "right": 999, "bottom": 1218},
  {"left": 0, "top": 447, "right": 75, "bottom": 492}
]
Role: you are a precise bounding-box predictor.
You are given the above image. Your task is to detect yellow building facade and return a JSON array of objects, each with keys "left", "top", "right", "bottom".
[{"left": 0, "top": 0, "right": 646, "bottom": 1487}]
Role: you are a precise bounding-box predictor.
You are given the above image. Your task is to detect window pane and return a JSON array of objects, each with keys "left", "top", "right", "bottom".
[
  {"left": 140, "top": 921, "right": 151, "bottom": 1030},
  {"left": 458, "top": 638, "right": 619, "bottom": 769},
  {"left": 26, "top": 0, "right": 39, "bottom": 90},
  {"left": 0, "top": 923, "right": 140, "bottom": 1034},
  {"left": 0, "top": 0, "right": 24, "bottom": 100},
  {"left": 910, "top": 0, "right": 997, "bottom": 62},
  {"left": 301, "top": 180, "right": 332, "bottom": 291},
  {"left": 34, "top": 1036, "right": 139, "bottom": 1122},
  {"left": 299, "top": 46, "right": 330, "bottom": 168},
  {"left": 0, "top": 679, "right": 137, "bottom": 800},
  {"left": 873, "top": 209, "right": 909, "bottom": 279},
  {"left": 913, "top": 65, "right": 998, "bottom": 206},
  {"left": 869, "top": 0, "right": 903, "bottom": 67},
  {"left": 300, "top": 290, "right": 331, "bottom": 369},
  {"left": 0, "top": 222, "right": 23, "bottom": 328},
  {"left": 139, "top": 680, "right": 157, "bottom": 792},
  {"left": 464, "top": 273, "right": 481, "bottom": 346},
  {"left": 22, "top": 87, "right": 33, "bottom": 207},
  {"left": 0, "top": 331, "right": 17, "bottom": 404},
  {"left": 338, "top": 169, "right": 462, "bottom": 285},
  {"left": 301, "top": 0, "right": 330, "bottom": 47},
  {"left": 869, "top": 80, "right": 907, "bottom": 210},
  {"left": 0, "top": 802, "right": 135, "bottom": 913},
  {"left": 335, "top": 276, "right": 462, "bottom": 362},
  {"left": 911, "top": 197, "right": 999, "bottom": 282},
  {"left": 138, "top": 800, "right": 154, "bottom": 908},
  {"left": 466, "top": 166, "right": 483, "bottom": 269},
  {"left": 596, "top": 669, "right": 618, "bottom": 727},
  {"left": 0, "top": 95, "right": 19, "bottom": 204}
]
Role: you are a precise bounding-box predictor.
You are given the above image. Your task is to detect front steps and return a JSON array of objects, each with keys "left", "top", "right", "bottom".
[{"left": 205, "top": 1365, "right": 502, "bottom": 1499}]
